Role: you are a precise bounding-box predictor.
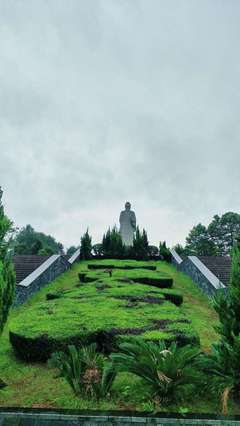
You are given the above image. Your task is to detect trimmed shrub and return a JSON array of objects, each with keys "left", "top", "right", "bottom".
[
  {"left": 132, "top": 276, "right": 173, "bottom": 288},
  {"left": 87, "top": 264, "right": 156, "bottom": 271},
  {"left": 9, "top": 260, "right": 195, "bottom": 363},
  {"left": 163, "top": 292, "right": 183, "bottom": 306}
]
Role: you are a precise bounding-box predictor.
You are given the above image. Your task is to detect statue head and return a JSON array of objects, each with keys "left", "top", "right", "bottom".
[{"left": 125, "top": 201, "right": 131, "bottom": 211}]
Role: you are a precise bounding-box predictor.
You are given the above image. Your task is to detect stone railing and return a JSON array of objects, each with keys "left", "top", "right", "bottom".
[
  {"left": 14, "top": 249, "right": 80, "bottom": 306},
  {"left": 170, "top": 249, "right": 226, "bottom": 297}
]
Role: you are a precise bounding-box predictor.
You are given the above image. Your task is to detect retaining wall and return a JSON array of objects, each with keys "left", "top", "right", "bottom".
[
  {"left": 170, "top": 249, "right": 226, "bottom": 298},
  {"left": 14, "top": 255, "right": 71, "bottom": 306},
  {"left": 0, "top": 409, "right": 240, "bottom": 426}
]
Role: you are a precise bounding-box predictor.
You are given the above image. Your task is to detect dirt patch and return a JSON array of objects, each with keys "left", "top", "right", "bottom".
[
  {"left": 114, "top": 295, "right": 164, "bottom": 305},
  {"left": 152, "top": 319, "right": 191, "bottom": 328},
  {"left": 96, "top": 284, "right": 111, "bottom": 291}
]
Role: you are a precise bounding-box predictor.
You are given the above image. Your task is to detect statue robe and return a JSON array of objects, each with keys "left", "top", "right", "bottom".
[{"left": 119, "top": 210, "right": 136, "bottom": 246}]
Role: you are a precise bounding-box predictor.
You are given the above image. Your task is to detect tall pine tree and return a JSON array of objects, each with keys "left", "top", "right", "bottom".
[
  {"left": 0, "top": 188, "right": 15, "bottom": 334},
  {"left": 80, "top": 229, "right": 92, "bottom": 260},
  {"left": 132, "top": 227, "right": 149, "bottom": 260},
  {"left": 102, "top": 227, "right": 125, "bottom": 258}
]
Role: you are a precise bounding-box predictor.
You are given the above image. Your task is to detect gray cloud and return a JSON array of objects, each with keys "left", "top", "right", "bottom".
[{"left": 1, "top": 0, "right": 240, "bottom": 248}]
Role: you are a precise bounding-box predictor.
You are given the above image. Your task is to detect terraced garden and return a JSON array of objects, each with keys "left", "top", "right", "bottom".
[
  {"left": 0, "top": 259, "right": 232, "bottom": 413},
  {"left": 9, "top": 260, "right": 199, "bottom": 362}
]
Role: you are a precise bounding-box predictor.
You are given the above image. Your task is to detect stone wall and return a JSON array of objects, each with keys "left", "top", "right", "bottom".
[
  {"left": 179, "top": 257, "right": 220, "bottom": 297},
  {"left": 14, "top": 255, "right": 71, "bottom": 306},
  {"left": 170, "top": 249, "right": 226, "bottom": 298}
]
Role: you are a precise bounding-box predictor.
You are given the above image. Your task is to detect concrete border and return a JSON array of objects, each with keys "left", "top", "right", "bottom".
[
  {"left": 170, "top": 249, "right": 183, "bottom": 266},
  {"left": 68, "top": 248, "right": 80, "bottom": 265},
  {"left": 17, "top": 255, "right": 61, "bottom": 287},
  {"left": 0, "top": 409, "right": 240, "bottom": 425},
  {"left": 14, "top": 248, "right": 81, "bottom": 305}
]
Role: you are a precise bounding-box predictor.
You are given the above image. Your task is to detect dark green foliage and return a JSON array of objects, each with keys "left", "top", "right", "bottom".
[
  {"left": 9, "top": 260, "right": 198, "bottom": 362},
  {"left": 111, "top": 340, "right": 202, "bottom": 402},
  {"left": 102, "top": 227, "right": 125, "bottom": 259},
  {"left": 0, "top": 188, "right": 15, "bottom": 334},
  {"left": 92, "top": 243, "right": 104, "bottom": 257},
  {"left": 80, "top": 229, "right": 92, "bottom": 260},
  {"left": 148, "top": 245, "right": 159, "bottom": 258},
  {"left": 199, "top": 239, "right": 240, "bottom": 412},
  {"left": 131, "top": 227, "right": 149, "bottom": 260},
  {"left": 13, "top": 224, "right": 63, "bottom": 255},
  {"left": 163, "top": 291, "right": 183, "bottom": 306},
  {"left": 173, "top": 244, "right": 187, "bottom": 257},
  {"left": 67, "top": 246, "right": 79, "bottom": 257},
  {"left": 46, "top": 291, "right": 62, "bottom": 300},
  {"left": 208, "top": 213, "right": 240, "bottom": 255},
  {"left": 48, "top": 344, "right": 115, "bottom": 398},
  {"left": 131, "top": 276, "right": 173, "bottom": 288},
  {"left": 185, "top": 224, "right": 217, "bottom": 256},
  {"left": 159, "top": 241, "right": 171, "bottom": 262},
  {"left": 100, "top": 227, "right": 152, "bottom": 261},
  {"left": 87, "top": 263, "right": 156, "bottom": 271},
  {"left": 184, "top": 212, "right": 240, "bottom": 256}
]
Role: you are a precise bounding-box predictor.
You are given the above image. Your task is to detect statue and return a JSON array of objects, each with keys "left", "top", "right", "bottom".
[{"left": 119, "top": 202, "right": 136, "bottom": 246}]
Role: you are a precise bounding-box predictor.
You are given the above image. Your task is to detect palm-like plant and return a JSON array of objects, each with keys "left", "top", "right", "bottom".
[
  {"left": 111, "top": 340, "right": 202, "bottom": 402},
  {"left": 198, "top": 239, "right": 240, "bottom": 414},
  {"left": 49, "top": 344, "right": 115, "bottom": 398}
]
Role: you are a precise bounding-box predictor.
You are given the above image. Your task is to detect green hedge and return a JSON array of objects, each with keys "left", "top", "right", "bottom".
[
  {"left": 9, "top": 260, "right": 197, "bottom": 362},
  {"left": 88, "top": 264, "right": 157, "bottom": 271}
]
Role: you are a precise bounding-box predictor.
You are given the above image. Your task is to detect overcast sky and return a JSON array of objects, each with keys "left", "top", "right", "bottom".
[{"left": 1, "top": 0, "right": 240, "bottom": 249}]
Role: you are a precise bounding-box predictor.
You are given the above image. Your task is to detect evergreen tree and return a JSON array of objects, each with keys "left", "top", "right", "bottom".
[
  {"left": 13, "top": 224, "right": 63, "bottom": 255},
  {"left": 208, "top": 213, "right": 240, "bottom": 255},
  {"left": 148, "top": 245, "right": 159, "bottom": 258},
  {"left": 132, "top": 227, "right": 149, "bottom": 260},
  {"left": 80, "top": 229, "right": 92, "bottom": 260},
  {"left": 102, "top": 227, "right": 125, "bottom": 259},
  {"left": 159, "top": 241, "right": 171, "bottom": 262},
  {"left": 185, "top": 223, "right": 217, "bottom": 256},
  {"left": 0, "top": 188, "right": 15, "bottom": 334},
  {"left": 92, "top": 243, "right": 104, "bottom": 258},
  {"left": 67, "top": 246, "right": 79, "bottom": 257},
  {"left": 184, "top": 212, "right": 240, "bottom": 256},
  {"left": 173, "top": 243, "right": 187, "bottom": 257}
]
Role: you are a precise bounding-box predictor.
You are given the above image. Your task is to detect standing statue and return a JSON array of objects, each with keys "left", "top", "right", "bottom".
[{"left": 119, "top": 202, "right": 136, "bottom": 246}]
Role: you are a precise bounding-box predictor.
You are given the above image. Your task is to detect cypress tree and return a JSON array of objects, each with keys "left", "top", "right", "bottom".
[
  {"left": 159, "top": 241, "right": 171, "bottom": 262},
  {"left": 132, "top": 227, "right": 149, "bottom": 260},
  {"left": 80, "top": 229, "right": 92, "bottom": 260},
  {"left": 0, "top": 187, "right": 15, "bottom": 334},
  {"left": 102, "top": 227, "right": 125, "bottom": 258}
]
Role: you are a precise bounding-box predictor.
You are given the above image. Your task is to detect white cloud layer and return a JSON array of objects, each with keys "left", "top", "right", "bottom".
[{"left": 1, "top": 0, "right": 240, "bottom": 248}]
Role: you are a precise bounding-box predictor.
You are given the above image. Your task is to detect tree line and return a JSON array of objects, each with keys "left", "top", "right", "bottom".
[
  {"left": 174, "top": 212, "right": 240, "bottom": 257},
  {"left": 79, "top": 226, "right": 171, "bottom": 261}
]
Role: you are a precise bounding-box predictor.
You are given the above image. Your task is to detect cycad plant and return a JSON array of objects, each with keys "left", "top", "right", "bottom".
[
  {"left": 49, "top": 344, "right": 115, "bottom": 398},
  {"left": 199, "top": 238, "right": 240, "bottom": 414},
  {"left": 111, "top": 339, "right": 202, "bottom": 402}
]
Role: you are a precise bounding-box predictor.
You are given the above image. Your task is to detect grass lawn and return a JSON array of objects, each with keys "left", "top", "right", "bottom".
[{"left": 0, "top": 259, "right": 237, "bottom": 414}]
